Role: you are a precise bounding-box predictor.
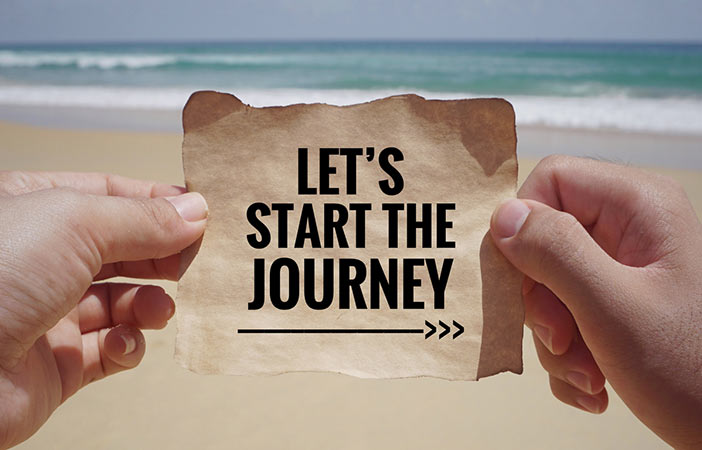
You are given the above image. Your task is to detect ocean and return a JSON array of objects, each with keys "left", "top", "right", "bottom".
[{"left": 0, "top": 41, "right": 701, "bottom": 134}]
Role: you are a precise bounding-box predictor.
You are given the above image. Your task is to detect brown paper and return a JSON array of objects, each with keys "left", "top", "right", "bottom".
[{"left": 176, "top": 91, "right": 523, "bottom": 380}]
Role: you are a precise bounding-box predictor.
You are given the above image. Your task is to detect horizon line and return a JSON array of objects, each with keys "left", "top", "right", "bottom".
[{"left": 1, "top": 37, "right": 702, "bottom": 47}]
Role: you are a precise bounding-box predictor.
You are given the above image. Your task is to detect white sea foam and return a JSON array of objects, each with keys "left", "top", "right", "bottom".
[
  {"left": 0, "top": 84, "right": 700, "bottom": 135},
  {"left": 0, "top": 51, "right": 181, "bottom": 69},
  {"left": 0, "top": 84, "right": 191, "bottom": 109},
  {"left": 0, "top": 51, "right": 304, "bottom": 69}
]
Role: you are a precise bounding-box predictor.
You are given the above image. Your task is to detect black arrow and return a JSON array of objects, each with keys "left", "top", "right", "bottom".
[
  {"left": 424, "top": 320, "right": 436, "bottom": 339},
  {"left": 452, "top": 320, "right": 464, "bottom": 339},
  {"left": 438, "top": 320, "right": 450, "bottom": 339},
  {"left": 239, "top": 320, "right": 463, "bottom": 339}
]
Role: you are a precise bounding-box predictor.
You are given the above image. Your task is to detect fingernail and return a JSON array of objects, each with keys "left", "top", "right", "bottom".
[
  {"left": 166, "top": 301, "right": 175, "bottom": 319},
  {"left": 576, "top": 395, "right": 601, "bottom": 414},
  {"left": 533, "top": 325, "right": 554, "bottom": 353},
  {"left": 566, "top": 371, "right": 593, "bottom": 394},
  {"left": 166, "top": 192, "right": 208, "bottom": 222},
  {"left": 120, "top": 333, "right": 136, "bottom": 355},
  {"left": 493, "top": 199, "right": 531, "bottom": 238}
]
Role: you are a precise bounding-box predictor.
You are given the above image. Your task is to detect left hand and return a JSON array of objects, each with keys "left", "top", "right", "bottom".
[{"left": 0, "top": 171, "right": 207, "bottom": 449}]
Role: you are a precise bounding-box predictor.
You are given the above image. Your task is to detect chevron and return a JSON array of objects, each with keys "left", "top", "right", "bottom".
[
  {"left": 424, "top": 320, "right": 436, "bottom": 339},
  {"left": 452, "top": 320, "right": 464, "bottom": 339},
  {"left": 438, "top": 320, "right": 450, "bottom": 339}
]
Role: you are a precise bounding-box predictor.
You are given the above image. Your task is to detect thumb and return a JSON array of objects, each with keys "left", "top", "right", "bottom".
[
  {"left": 0, "top": 189, "right": 208, "bottom": 368},
  {"left": 77, "top": 190, "right": 209, "bottom": 266},
  {"left": 490, "top": 198, "right": 628, "bottom": 322}
]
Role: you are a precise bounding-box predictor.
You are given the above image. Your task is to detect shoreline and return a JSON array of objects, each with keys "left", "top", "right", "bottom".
[
  {"left": 1, "top": 102, "right": 701, "bottom": 137},
  {"left": 1, "top": 104, "right": 701, "bottom": 170},
  {"left": 3, "top": 103, "right": 701, "bottom": 138}
]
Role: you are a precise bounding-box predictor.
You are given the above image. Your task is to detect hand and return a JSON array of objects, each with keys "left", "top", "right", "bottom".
[
  {"left": 490, "top": 156, "right": 702, "bottom": 449},
  {"left": 0, "top": 171, "right": 207, "bottom": 449}
]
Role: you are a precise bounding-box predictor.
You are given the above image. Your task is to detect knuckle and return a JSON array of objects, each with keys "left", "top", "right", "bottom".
[
  {"left": 550, "top": 212, "right": 582, "bottom": 242},
  {"left": 526, "top": 210, "right": 582, "bottom": 276},
  {"left": 135, "top": 198, "right": 181, "bottom": 235},
  {"left": 0, "top": 171, "right": 37, "bottom": 195},
  {"left": 548, "top": 376, "right": 580, "bottom": 408},
  {"left": 531, "top": 155, "right": 570, "bottom": 181},
  {"left": 521, "top": 155, "right": 578, "bottom": 200},
  {"left": 537, "top": 154, "right": 570, "bottom": 171},
  {"left": 548, "top": 375, "right": 566, "bottom": 399},
  {"left": 534, "top": 154, "right": 587, "bottom": 179},
  {"left": 533, "top": 334, "right": 561, "bottom": 373},
  {"left": 536, "top": 346, "right": 555, "bottom": 372},
  {"left": 0, "top": 170, "right": 17, "bottom": 187}
]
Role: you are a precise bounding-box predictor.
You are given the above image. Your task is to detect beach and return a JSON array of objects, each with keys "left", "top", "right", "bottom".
[
  {"left": 3, "top": 35, "right": 702, "bottom": 450},
  {"left": 3, "top": 115, "right": 699, "bottom": 449}
]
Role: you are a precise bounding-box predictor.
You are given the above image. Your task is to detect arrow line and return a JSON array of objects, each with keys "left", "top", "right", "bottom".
[
  {"left": 239, "top": 320, "right": 464, "bottom": 339},
  {"left": 238, "top": 328, "right": 424, "bottom": 334}
]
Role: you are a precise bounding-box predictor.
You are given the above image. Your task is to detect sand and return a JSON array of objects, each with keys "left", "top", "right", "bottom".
[{"left": 3, "top": 119, "right": 699, "bottom": 449}]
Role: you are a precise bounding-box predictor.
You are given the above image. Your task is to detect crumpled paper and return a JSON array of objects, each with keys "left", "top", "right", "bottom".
[{"left": 176, "top": 91, "right": 523, "bottom": 380}]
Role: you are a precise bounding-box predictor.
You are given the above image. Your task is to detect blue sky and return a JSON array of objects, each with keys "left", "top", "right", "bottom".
[{"left": 1, "top": 0, "right": 701, "bottom": 43}]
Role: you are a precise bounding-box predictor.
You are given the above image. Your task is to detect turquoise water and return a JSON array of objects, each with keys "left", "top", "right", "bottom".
[{"left": 1, "top": 41, "right": 701, "bottom": 133}]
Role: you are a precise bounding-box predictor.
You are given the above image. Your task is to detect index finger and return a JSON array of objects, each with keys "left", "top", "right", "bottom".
[
  {"left": 0, "top": 171, "right": 185, "bottom": 198},
  {"left": 518, "top": 155, "right": 686, "bottom": 263}
]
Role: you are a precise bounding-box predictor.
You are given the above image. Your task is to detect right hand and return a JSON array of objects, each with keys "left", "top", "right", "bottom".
[{"left": 490, "top": 155, "right": 702, "bottom": 449}]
